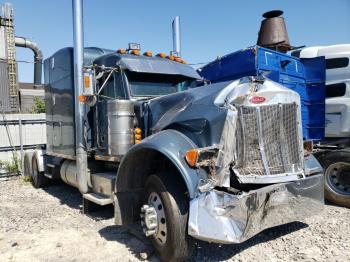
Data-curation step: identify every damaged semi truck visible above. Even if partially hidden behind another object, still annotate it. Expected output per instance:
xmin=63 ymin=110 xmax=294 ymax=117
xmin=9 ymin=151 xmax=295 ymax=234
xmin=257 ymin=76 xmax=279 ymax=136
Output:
xmin=25 ymin=48 xmax=324 ymax=261
xmin=24 ymin=5 xmax=323 ymax=262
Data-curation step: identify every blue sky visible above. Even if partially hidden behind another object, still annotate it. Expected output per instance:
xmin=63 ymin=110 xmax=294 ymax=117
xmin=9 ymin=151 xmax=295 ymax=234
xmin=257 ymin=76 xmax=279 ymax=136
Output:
xmin=9 ymin=0 xmax=350 ymax=83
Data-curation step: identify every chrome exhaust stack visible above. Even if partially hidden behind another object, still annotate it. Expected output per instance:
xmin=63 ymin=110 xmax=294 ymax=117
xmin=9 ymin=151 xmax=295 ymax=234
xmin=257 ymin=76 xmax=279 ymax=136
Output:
xmin=172 ymin=16 xmax=181 ymax=57
xmin=72 ymin=0 xmax=88 ymax=194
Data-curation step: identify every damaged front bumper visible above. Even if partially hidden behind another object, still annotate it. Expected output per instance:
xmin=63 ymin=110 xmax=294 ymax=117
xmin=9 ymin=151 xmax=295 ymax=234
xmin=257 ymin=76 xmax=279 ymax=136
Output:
xmin=188 ymin=173 xmax=324 ymax=244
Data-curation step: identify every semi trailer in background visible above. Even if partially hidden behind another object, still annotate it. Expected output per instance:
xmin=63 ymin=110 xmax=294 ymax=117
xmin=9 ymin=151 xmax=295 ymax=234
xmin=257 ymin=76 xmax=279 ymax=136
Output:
xmin=24 ymin=2 xmax=324 ymax=261
xmin=293 ymin=44 xmax=350 ymax=207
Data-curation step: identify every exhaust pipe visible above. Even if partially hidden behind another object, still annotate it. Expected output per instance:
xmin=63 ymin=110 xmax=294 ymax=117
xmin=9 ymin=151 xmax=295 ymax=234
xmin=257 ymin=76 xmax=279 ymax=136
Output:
xmin=72 ymin=0 xmax=88 ymax=194
xmin=257 ymin=10 xmax=292 ymax=53
xmin=15 ymin=37 xmax=42 ymax=88
xmin=172 ymin=16 xmax=181 ymax=57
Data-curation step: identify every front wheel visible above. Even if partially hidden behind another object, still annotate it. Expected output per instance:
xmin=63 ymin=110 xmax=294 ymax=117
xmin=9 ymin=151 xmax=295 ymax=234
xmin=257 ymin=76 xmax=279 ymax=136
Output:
xmin=318 ymin=150 xmax=350 ymax=207
xmin=141 ymin=174 xmax=194 ymax=262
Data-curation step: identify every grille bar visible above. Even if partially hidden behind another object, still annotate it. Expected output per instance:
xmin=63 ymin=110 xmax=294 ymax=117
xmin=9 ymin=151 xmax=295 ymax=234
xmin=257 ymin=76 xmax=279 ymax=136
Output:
xmin=235 ymin=103 xmax=302 ymax=178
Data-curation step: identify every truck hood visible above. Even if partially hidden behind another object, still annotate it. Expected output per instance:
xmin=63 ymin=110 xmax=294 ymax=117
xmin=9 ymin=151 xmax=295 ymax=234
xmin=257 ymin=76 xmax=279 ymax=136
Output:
xmin=146 ymin=81 xmax=230 ymax=147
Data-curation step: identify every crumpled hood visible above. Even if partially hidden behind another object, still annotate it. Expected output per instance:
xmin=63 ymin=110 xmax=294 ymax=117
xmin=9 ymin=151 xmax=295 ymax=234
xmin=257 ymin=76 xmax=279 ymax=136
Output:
xmin=145 ymin=82 xmax=230 ymax=147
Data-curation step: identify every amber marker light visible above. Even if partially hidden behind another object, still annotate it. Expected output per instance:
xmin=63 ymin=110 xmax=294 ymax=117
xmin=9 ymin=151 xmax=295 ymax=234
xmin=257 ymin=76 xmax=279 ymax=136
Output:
xmin=174 ymin=57 xmax=182 ymax=63
xmin=143 ymin=51 xmax=153 ymax=57
xmin=156 ymin=53 xmax=167 ymax=58
xmin=135 ymin=127 xmax=142 ymax=144
xmin=117 ymin=48 xmax=127 ymax=54
xmin=84 ymin=75 xmax=91 ymax=88
xmin=167 ymin=55 xmax=175 ymax=61
xmin=131 ymin=50 xmax=140 ymax=55
xmin=185 ymin=149 xmax=198 ymax=168
xmin=78 ymin=95 xmax=86 ymax=103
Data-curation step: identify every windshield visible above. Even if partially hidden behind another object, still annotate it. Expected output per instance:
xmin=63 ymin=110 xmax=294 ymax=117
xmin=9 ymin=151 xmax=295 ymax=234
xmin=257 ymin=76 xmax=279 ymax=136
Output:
xmin=127 ymin=72 xmax=196 ymax=97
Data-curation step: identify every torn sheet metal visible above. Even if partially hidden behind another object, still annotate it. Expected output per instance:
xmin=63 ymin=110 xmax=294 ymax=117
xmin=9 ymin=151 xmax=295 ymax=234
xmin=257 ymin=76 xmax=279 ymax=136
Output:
xmin=188 ymin=173 xmax=324 ymax=244
xmin=215 ymin=104 xmax=238 ymax=187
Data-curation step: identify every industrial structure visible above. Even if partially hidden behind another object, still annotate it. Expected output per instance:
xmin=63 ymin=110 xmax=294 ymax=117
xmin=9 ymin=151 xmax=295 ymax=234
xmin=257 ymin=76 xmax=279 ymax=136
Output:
xmin=0 ymin=2 xmax=17 ymax=112
xmin=0 ymin=2 xmax=43 ymax=113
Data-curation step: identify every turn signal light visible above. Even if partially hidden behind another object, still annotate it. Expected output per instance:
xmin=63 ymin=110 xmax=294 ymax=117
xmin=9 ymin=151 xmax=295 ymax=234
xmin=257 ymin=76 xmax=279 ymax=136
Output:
xmin=156 ymin=53 xmax=167 ymax=58
xmin=143 ymin=51 xmax=153 ymax=57
xmin=185 ymin=149 xmax=198 ymax=168
xmin=117 ymin=48 xmax=127 ymax=54
xmin=78 ymin=95 xmax=86 ymax=103
xmin=135 ymin=127 xmax=142 ymax=134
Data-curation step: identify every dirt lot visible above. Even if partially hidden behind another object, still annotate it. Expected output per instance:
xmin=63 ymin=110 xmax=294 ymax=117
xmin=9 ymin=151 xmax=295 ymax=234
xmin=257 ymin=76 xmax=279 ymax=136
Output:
xmin=0 ymin=177 xmax=349 ymax=262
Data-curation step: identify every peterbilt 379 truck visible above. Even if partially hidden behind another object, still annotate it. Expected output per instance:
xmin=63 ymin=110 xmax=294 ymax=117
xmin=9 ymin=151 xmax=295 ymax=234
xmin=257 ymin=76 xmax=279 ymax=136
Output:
xmin=23 ymin=42 xmax=324 ymax=261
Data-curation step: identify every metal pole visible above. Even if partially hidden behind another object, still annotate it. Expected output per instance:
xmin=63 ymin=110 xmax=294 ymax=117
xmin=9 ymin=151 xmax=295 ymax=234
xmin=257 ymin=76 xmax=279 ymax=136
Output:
xmin=72 ymin=0 xmax=88 ymax=194
xmin=18 ymin=117 xmax=23 ymax=174
xmin=172 ymin=16 xmax=181 ymax=57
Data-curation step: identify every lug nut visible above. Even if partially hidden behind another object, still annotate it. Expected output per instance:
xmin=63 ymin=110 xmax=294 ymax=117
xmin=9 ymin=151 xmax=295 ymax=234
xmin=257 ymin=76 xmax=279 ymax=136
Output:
xmin=145 ymin=229 xmax=156 ymax=237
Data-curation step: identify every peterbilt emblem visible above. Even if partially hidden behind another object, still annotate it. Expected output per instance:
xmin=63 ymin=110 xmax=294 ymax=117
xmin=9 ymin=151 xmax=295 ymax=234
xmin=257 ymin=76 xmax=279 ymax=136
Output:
xmin=249 ymin=96 xmax=266 ymax=104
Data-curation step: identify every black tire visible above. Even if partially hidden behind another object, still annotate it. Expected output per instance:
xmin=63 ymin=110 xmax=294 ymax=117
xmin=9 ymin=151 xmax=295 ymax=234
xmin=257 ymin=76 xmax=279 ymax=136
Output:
xmin=23 ymin=151 xmax=34 ymax=177
xmin=318 ymin=150 xmax=350 ymax=207
xmin=144 ymin=174 xmax=194 ymax=262
xmin=31 ymin=156 xmax=48 ymax=188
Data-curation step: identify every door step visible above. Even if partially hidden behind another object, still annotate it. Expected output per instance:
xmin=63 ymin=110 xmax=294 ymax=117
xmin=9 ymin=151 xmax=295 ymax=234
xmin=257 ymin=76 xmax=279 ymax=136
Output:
xmin=83 ymin=192 xmax=113 ymax=206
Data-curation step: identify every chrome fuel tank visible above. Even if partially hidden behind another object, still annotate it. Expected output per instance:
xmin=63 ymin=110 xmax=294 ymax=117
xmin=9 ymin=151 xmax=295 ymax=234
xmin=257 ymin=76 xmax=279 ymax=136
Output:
xmin=107 ymin=99 xmax=135 ymax=156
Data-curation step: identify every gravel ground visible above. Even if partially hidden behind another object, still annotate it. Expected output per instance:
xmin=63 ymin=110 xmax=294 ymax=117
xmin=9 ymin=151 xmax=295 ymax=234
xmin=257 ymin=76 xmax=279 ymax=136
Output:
xmin=0 ymin=177 xmax=349 ymax=262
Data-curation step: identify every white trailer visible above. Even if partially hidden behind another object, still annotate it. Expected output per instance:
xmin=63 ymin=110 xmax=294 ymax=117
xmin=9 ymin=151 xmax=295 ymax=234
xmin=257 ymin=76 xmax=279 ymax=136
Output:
xmin=295 ymin=44 xmax=350 ymax=207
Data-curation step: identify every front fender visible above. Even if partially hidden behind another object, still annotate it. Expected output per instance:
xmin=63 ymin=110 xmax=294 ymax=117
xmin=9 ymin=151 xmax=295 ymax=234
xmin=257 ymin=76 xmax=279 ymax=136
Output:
xmin=116 ymin=129 xmax=200 ymax=198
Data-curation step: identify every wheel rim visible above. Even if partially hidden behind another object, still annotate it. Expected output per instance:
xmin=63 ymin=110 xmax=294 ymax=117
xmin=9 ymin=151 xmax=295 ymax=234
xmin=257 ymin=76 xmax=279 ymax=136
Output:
xmin=148 ymin=192 xmax=167 ymax=246
xmin=325 ymin=162 xmax=350 ymax=196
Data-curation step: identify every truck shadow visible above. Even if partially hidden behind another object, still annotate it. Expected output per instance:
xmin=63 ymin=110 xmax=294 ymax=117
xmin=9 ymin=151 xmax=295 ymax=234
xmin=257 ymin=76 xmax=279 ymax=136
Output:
xmin=99 ymin=224 xmax=157 ymax=261
xmin=98 ymin=221 xmax=308 ymax=261
xmin=42 ymin=182 xmax=114 ymax=220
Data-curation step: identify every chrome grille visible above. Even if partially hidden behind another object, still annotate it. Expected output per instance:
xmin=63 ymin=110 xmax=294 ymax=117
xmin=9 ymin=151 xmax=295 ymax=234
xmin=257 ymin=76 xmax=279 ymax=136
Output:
xmin=235 ymin=103 xmax=301 ymax=177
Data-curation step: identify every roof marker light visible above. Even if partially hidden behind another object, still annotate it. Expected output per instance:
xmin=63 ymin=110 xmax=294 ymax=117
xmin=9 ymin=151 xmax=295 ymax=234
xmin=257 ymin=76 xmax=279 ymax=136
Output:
xmin=174 ymin=57 xmax=182 ymax=63
xmin=167 ymin=55 xmax=175 ymax=61
xmin=143 ymin=51 xmax=153 ymax=57
xmin=117 ymin=48 xmax=127 ymax=54
xmin=130 ymin=50 xmax=140 ymax=55
xmin=156 ymin=53 xmax=167 ymax=58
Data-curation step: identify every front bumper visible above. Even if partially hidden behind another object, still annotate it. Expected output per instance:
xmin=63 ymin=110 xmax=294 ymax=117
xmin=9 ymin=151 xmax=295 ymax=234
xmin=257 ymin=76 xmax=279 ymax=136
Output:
xmin=188 ymin=173 xmax=324 ymax=244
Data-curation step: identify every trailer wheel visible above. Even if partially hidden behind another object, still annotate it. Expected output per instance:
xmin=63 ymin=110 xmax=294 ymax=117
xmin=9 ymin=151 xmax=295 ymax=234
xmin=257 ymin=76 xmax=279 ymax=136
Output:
xmin=318 ymin=150 xmax=350 ymax=207
xmin=31 ymin=156 xmax=48 ymax=188
xmin=141 ymin=174 xmax=194 ymax=261
xmin=23 ymin=151 xmax=34 ymax=177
